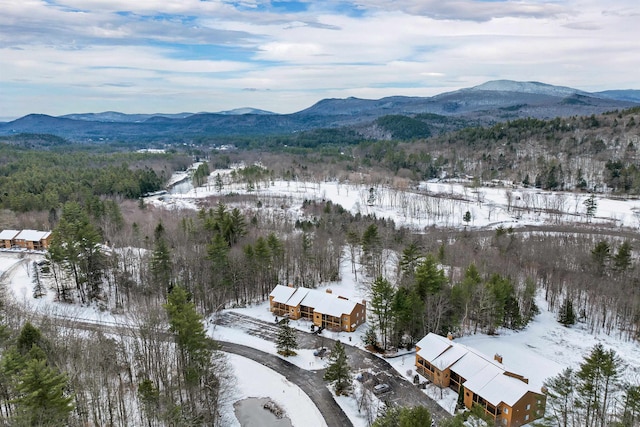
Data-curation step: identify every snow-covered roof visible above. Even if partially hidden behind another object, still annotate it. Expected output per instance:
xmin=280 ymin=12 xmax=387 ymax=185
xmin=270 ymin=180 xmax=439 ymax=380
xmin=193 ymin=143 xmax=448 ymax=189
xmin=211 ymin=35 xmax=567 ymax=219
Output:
xmin=417 ymin=333 xmax=541 ymax=407
xmin=285 ymin=287 xmax=310 ymax=307
xmin=431 ymin=343 xmax=469 ymax=370
xmin=14 ymin=230 xmax=50 ymax=241
xmin=314 ymin=295 xmax=358 ymax=318
xmin=270 ymin=286 xmax=362 ymax=316
xmin=0 ymin=230 xmax=20 ymax=240
xmin=449 ymin=350 xmax=501 ymax=380
xmin=269 ymin=285 xmax=297 ymax=304
xmin=416 ymin=333 xmax=453 ymax=362
xmin=298 ymin=288 xmax=327 ymax=308
xmin=464 ymin=368 xmax=534 ymax=407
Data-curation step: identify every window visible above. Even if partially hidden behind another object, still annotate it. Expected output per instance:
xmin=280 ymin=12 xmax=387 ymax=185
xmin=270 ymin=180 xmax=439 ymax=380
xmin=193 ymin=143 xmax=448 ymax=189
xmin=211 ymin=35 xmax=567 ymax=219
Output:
xmin=526 ymin=404 xmax=531 ymax=410
xmin=525 ymin=415 xmax=529 ymax=421
xmin=502 ymin=419 xmax=507 ymax=425
xmin=503 ymin=408 xmax=508 ymax=414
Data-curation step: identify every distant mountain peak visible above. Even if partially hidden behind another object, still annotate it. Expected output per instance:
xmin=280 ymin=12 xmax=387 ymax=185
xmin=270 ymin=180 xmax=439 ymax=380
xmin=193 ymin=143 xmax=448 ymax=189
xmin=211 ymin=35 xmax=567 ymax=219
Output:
xmin=468 ymin=80 xmax=589 ymax=97
xmin=216 ymin=107 xmax=274 ymax=115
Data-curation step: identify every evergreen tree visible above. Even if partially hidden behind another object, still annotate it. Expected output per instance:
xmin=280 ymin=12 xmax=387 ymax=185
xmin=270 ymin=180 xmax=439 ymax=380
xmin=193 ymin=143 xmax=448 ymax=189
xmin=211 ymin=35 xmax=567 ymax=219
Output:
xmin=591 ymin=240 xmax=611 ymax=276
xmin=17 ymin=322 xmax=42 ymax=356
xmin=361 ymin=326 xmax=378 ymax=349
xmin=323 ymin=341 xmax=351 ymax=395
xmin=275 ymin=319 xmax=298 ymax=357
xmin=618 ymin=384 xmax=640 ymax=427
xmin=12 ymin=358 xmax=74 ymax=426
xmin=576 ymin=344 xmax=623 ymax=427
xmin=399 ymin=241 xmax=422 ymax=281
xmin=214 ymin=173 xmax=223 ymax=192
xmin=164 ymin=285 xmax=213 ymax=385
xmin=48 ymin=201 xmax=104 ymax=303
xmin=584 ymin=194 xmax=597 ymax=222
xmin=541 ymin=367 xmax=576 ymax=427
xmin=373 ymin=406 xmax=432 ymax=427
xmin=613 ymin=241 xmax=633 ymax=272
xmin=150 ymin=233 xmax=172 ymax=293
xmin=361 ymin=224 xmax=383 ymax=277
xmin=413 ymin=254 xmax=447 ymax=300
xmin=558 ymin=298 xmax=577 ymax=326
xmin=370 ymin=276 xmax=395 ymax=350
xmin=463 ymin=210 xmax=471 ymax=225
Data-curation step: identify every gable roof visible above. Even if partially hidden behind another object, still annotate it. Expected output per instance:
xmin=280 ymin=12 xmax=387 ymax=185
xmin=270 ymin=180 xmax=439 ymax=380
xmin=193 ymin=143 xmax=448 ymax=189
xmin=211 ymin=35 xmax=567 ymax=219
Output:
xmin=313 ymin=294 xmax=359 ymax=318
xmin=270 ymin=285 xmax=361 ymax=317
xmin=285 ymin=287 xmax=311 ymax=307
xmin=416 ymin=333 xmax=541 ymax=407
xmin=269 ymin=285 xmax=297 ymax=304
xmin=15 ymin=230 xmax=51 ymax=241
xmin=416 ymin=333 xmax=454 ymax=363
xmin=0 ymin=229 xmax=20 ymax=240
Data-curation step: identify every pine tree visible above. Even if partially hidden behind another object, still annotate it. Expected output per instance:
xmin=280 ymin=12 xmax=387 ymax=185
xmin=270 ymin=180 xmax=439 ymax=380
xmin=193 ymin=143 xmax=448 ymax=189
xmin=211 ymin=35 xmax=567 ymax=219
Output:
xmin=373 ymin=406 xmax=432 ymax=427
xmin=323 ymin=341 xmax=351 ymax=395
xmin=13 ymin=358 xmax=74 ymax=426
xmin=584 ymin=193 xmax=597 ymax=222
xmin=541 ymin=368 xmax=576 ymax=427
xmin=414 ymin=254 xmax=447 ymax=300
xmin=618 ymin=384 xmax=640 ymax=427
xmin=463 ymin=210 xmax=471 ymax=225
xmin=275 ymin=319 xmax=298 ymax=357
xmin=361 ymin=224 xmax=382 ymax=277
xmin=370 ymin=276 xmax=395 ymax=350
xmin=591 ymin=240 xmax=611 ymax=276
xmin=214 ymin=173 xmax=223 ymax=192
xmin=150 ymin=235 xmax=172 ymax=293
xmin=613 ymin=241 xmax=633 ymax=272
xmin=47 ymin=201 xmax=104 ymax=303
xmin=164 ymin=285 xmax=213 ymax=385
xmin=361 ymin=327 xmax=378 ymax=349
xmin=558 ymin=298 xmax=577 ymax=326
xmin=576 ymin=344 xmax=623 ymax=427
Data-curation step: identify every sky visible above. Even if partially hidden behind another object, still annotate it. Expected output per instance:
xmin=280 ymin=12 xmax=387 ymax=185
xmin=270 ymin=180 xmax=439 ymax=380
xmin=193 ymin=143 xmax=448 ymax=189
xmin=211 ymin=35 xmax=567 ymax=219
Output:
xmin=1 ymin=0 xmax=639 ymax=119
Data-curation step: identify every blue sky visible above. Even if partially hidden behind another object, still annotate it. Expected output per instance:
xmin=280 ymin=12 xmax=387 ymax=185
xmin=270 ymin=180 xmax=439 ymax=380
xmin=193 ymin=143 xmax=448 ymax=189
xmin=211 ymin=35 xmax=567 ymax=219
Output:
xmin=1 ymin=0 xmax=639 ymax=119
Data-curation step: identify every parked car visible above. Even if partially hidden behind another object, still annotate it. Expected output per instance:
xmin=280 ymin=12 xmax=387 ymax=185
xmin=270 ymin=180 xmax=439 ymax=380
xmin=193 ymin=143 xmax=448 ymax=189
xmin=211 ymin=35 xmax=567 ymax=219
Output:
xmin=373 ymin=383 xmax=390 ymax=394
xmin=313 ymin=347 xmax=329 ymax=357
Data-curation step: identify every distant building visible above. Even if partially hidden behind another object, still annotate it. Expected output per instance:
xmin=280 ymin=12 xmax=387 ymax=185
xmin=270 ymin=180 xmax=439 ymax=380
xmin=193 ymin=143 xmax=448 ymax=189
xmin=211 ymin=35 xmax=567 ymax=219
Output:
xmin=415 ymin=333 xmax=546 ymax=427
xmin=0 ymin=230 xmax=20 ymax=249
xmin=269 ymin=285 xmax=366 ymax=332
xmin=0 ymin=229 xmax=52 ymax=250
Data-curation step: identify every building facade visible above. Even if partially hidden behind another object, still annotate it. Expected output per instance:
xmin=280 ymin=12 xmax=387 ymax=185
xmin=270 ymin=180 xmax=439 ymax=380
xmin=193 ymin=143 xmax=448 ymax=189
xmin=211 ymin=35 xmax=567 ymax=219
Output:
xmin=415 ymin=333 xmax=546 ymax=427
xmin=269 ymin=285 xmax=366 ymax=332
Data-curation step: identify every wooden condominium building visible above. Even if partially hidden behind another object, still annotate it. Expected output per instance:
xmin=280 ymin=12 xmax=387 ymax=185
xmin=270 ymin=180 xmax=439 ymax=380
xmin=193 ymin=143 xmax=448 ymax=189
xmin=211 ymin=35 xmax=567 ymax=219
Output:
xmin=0 ymin=229 xmax=52 ymax=251
xmin=269 ymin=285 xmax=366 ymax=332
xmin=415 ymin=333 xmax=546 ymax=427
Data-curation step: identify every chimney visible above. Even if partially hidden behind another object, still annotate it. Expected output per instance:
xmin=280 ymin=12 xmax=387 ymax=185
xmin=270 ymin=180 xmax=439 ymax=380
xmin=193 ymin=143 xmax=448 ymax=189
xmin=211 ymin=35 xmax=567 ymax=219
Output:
xmin=287 ymin=283 xmax=293 ymax=288
xmin=494 ymin=354 xmax=503 ymax=364
xmin=326 ymin=289 xmax=332 ymax=294
xmin=447 ymin=332 xmax=453 ymax=341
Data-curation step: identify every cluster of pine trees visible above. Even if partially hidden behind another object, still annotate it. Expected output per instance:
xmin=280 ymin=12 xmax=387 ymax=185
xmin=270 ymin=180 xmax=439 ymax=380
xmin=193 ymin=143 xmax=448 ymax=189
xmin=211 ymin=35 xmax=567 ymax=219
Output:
xmin=542 ymin=344 xmax=640 ymax=427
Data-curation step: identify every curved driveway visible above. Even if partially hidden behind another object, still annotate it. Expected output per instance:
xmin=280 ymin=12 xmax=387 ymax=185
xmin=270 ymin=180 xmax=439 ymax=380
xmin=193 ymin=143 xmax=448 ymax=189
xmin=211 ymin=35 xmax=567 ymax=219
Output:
xmin=216 ymin=312 xmax=452 ymax=425
xmin=219 ymin=341 xmax=352 ymax=427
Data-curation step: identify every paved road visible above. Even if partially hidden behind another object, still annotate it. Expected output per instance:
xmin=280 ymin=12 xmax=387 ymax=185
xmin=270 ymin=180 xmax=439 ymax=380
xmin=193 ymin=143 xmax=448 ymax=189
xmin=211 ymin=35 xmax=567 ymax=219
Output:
xmin=216 ymin=312 xmax=452 ymax=425
xmin=219 ymin=341 xmax=352 ymax=427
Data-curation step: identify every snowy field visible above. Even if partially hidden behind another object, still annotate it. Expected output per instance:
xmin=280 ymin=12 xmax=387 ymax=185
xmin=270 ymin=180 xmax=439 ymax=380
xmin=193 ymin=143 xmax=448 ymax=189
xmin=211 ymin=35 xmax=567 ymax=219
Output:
xmin=152 ymin=168 xmax=640 ymax=230
xmin=3 ymin=167 xmax=640 ymax=426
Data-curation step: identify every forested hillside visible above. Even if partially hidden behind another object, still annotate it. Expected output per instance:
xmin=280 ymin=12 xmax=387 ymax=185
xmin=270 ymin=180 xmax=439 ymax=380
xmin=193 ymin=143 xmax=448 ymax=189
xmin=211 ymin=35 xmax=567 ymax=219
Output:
xmin=1 ymin=106 xmax=640 ymax=426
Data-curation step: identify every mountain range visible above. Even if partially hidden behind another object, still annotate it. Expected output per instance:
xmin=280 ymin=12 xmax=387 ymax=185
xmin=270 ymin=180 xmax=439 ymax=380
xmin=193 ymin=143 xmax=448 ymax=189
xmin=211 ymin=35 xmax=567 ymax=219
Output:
xmin=1 ymin=80 xmax=639 ymax=142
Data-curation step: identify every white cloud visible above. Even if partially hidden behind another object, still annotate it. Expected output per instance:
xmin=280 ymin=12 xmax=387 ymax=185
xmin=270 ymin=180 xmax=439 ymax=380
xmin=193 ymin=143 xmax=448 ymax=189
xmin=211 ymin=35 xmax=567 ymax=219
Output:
xmin=0 ymin=0 xmax=639 ymax=117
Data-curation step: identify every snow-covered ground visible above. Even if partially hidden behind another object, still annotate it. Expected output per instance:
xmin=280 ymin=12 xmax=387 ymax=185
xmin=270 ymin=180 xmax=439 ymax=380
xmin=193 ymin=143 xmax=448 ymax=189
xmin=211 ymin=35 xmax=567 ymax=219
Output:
xmin=152 ymin=167 xmax=640 ymax=230
xmin=4 ymin=167 xmax=640 ymax=426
